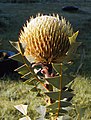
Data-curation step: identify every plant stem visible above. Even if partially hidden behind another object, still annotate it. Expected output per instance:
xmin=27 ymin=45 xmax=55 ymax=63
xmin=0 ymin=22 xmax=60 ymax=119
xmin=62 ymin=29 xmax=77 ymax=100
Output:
xmin=56 ymin=63 xmax=62 ymax=119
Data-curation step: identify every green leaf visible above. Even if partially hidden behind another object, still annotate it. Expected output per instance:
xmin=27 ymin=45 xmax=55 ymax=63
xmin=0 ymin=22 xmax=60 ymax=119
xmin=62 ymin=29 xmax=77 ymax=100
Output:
xmin=64 ymin=42 xmax=81 ymax=62
xmin=21 ymin=72 xmax=33 ymax=79
xmin=9 ymin=52 xmax=32 ymax=67
xmin=47 ymin=101 xmax=71 ymax=109
xmin=47 ymin=101 xmax=58 ymax=110
xmin=19 ymin=42 xmax=26 ymax=54
xmin=62 ymin=74 xmax=74 ymax=88
xmin=31 ymin=87 xmax=38 ymax=92
xmin=52 ymin=63 xmax=61 ymax=74
xmin=69 ymin=31 xmax=79 ymax=44
xmin=62 ymin=64 xmax=68 ymax=72
xmin=45 ymin=91 xmax=74 ymax=101
xmin=10 ymin=41 xmax=34 ymax=63
xmin=9 ymin=53 xmax=24 ymax=63
xmin=61 ymin=91 xmax=74 ymax=99
xmin=45 ymin=76 xmax=60 ymax=89
xmin=61 ymin=41 xmax=81 ymax=64
xmin=45 ymin=75 xmax=74 ymax=89
xmin=10 ymin=41 xmax=20 ymax=52
xmin=68 ymin=42 xmax=81 ymax=55
xmin=15 ymin=64 xmax=30 ymax=75
xmin=45 ymin=91 xmax=58 ymax=100
xmin=24 ymin=78 xmax=38 ymax=86
xmin=47 ymin=102 xmax=70 ymax=115
xmin=58 ymin=108 xmax=68 ymax=114
xmin=47 ymin=108 xmax=67 ymax=115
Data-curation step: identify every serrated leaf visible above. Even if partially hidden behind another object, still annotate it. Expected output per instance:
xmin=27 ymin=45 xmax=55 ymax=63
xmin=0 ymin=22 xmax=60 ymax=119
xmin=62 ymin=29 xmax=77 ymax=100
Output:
xmin=61 ymin=91 xmax=74 ymax=99
xmin=19 ymin=116 xmax=31 ymax=120
xmin=10 ymin=41 xmax=20 ymax=52
xmin=47 ymin=101 xmax=58 ymax=110
xmin=68 ymin=42 xmax=81 ymax=55
xmin=47 ymin=101 xmax=71 ymax=110
xmin=45 ymin=91 xmax=74 ymax=101
xmin=62 ymin=42 xmax=81 ymax=63
xmin=9 ymin=52 xmax=33 ymax=67
xmin=45 ymin=91 xmax=59 ymax=100
xmin=36 ymin=92 xmax=43 ymax=97
xmin=15 ymin=64 xmax=30 ymax=75
xmin=46 ymin=76 xmax=60 ymax=89
xmin=60 ymin=101 xmax=72 ymax=107
xmin=62 ymin=64 xmax=68 ymax=72
xmin=10 ymin=41 xmax=34 ymax=63
xmin=59 ymin=108 xmax=68 ymax=114
xmin=31 ymin=87 xmax=38 ymax=92
xmin=47 ymin=107 xmax=67 ymax=114
xmin=21 ymin=72 xmax=33 ymax=79
xmin=45 ymin=74 xmax=74 ymax=89
xmin=69 ymin=31 xmax=79 ymax=44
xmin=65 ymin=42 xmax=81 ymax=62
xmin=36 ymin=105 xmax=46 ymax=118
xmin=57 ymin=115 xmax=71 ymax=120
xmin=9 ymin=53 xmax=24 ymax=63
xmin=52 ymin=63 xmax=61 ymax=74
xmin=14 ymin=104 xmax=28 ymax=115
xmin=18 ymin=42 xmax=25 ymax=54
xmin=62 ymin=74 xmax=74 ymax=88
xmin=24 ymin=79 xmax=35 ymax=85
xmin=24 ymin=77 xmax=44 ymax=86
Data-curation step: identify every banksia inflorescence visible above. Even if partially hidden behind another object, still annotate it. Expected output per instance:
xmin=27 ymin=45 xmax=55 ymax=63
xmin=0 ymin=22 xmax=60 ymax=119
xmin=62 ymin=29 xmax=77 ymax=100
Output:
xmin=19 ymin=14 xmax=79 ymax=64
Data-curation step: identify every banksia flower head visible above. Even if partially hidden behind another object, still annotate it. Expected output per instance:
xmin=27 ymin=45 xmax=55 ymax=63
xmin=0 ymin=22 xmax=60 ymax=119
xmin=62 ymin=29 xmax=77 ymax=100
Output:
xmin=19 ymin=14 xmax=79 ymax=63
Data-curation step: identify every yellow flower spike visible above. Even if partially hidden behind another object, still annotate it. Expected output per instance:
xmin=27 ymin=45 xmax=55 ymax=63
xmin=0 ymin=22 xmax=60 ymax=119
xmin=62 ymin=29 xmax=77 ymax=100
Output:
xmin=19 ymin=14 xmax=79 ymax=63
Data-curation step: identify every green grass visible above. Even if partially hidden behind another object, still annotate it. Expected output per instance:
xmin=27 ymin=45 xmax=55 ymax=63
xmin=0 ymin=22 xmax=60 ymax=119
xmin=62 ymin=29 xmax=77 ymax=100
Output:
xmin=0 ymin=75 xmax=91 ymax=119
xmin=0 ymin=76 xmax=44 ymax=120
xmin=71 ymin=76 xmax=91 ymax=119
xmin=0 ymin=1 xmax=91 ymax=119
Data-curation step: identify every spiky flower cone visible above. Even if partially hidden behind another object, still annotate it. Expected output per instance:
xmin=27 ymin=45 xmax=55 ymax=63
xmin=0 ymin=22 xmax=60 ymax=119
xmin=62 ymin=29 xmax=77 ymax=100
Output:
xmin=19 ymin=14 xmax=78 ymax=63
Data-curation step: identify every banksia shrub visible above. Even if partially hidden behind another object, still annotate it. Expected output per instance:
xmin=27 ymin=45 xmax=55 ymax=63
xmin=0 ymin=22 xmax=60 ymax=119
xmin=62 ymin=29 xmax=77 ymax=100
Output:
xmin=10 ymin=14 xmax=81 ymax=119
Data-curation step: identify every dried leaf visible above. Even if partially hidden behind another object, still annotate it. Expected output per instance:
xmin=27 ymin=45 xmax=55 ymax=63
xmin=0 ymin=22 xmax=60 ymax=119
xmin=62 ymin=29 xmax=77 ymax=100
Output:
xmin=19 ymin=116 xmax=31 ymax=120
xmin=36 ymin=105 xmax=46 ymax=118
xmin=14 ymin=104 xmax=28 ymax=115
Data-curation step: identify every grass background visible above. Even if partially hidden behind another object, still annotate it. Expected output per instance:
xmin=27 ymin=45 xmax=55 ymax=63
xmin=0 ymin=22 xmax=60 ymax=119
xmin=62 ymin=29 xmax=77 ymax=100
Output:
xmin=0 ymin=0 xmax=91 ymax=119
